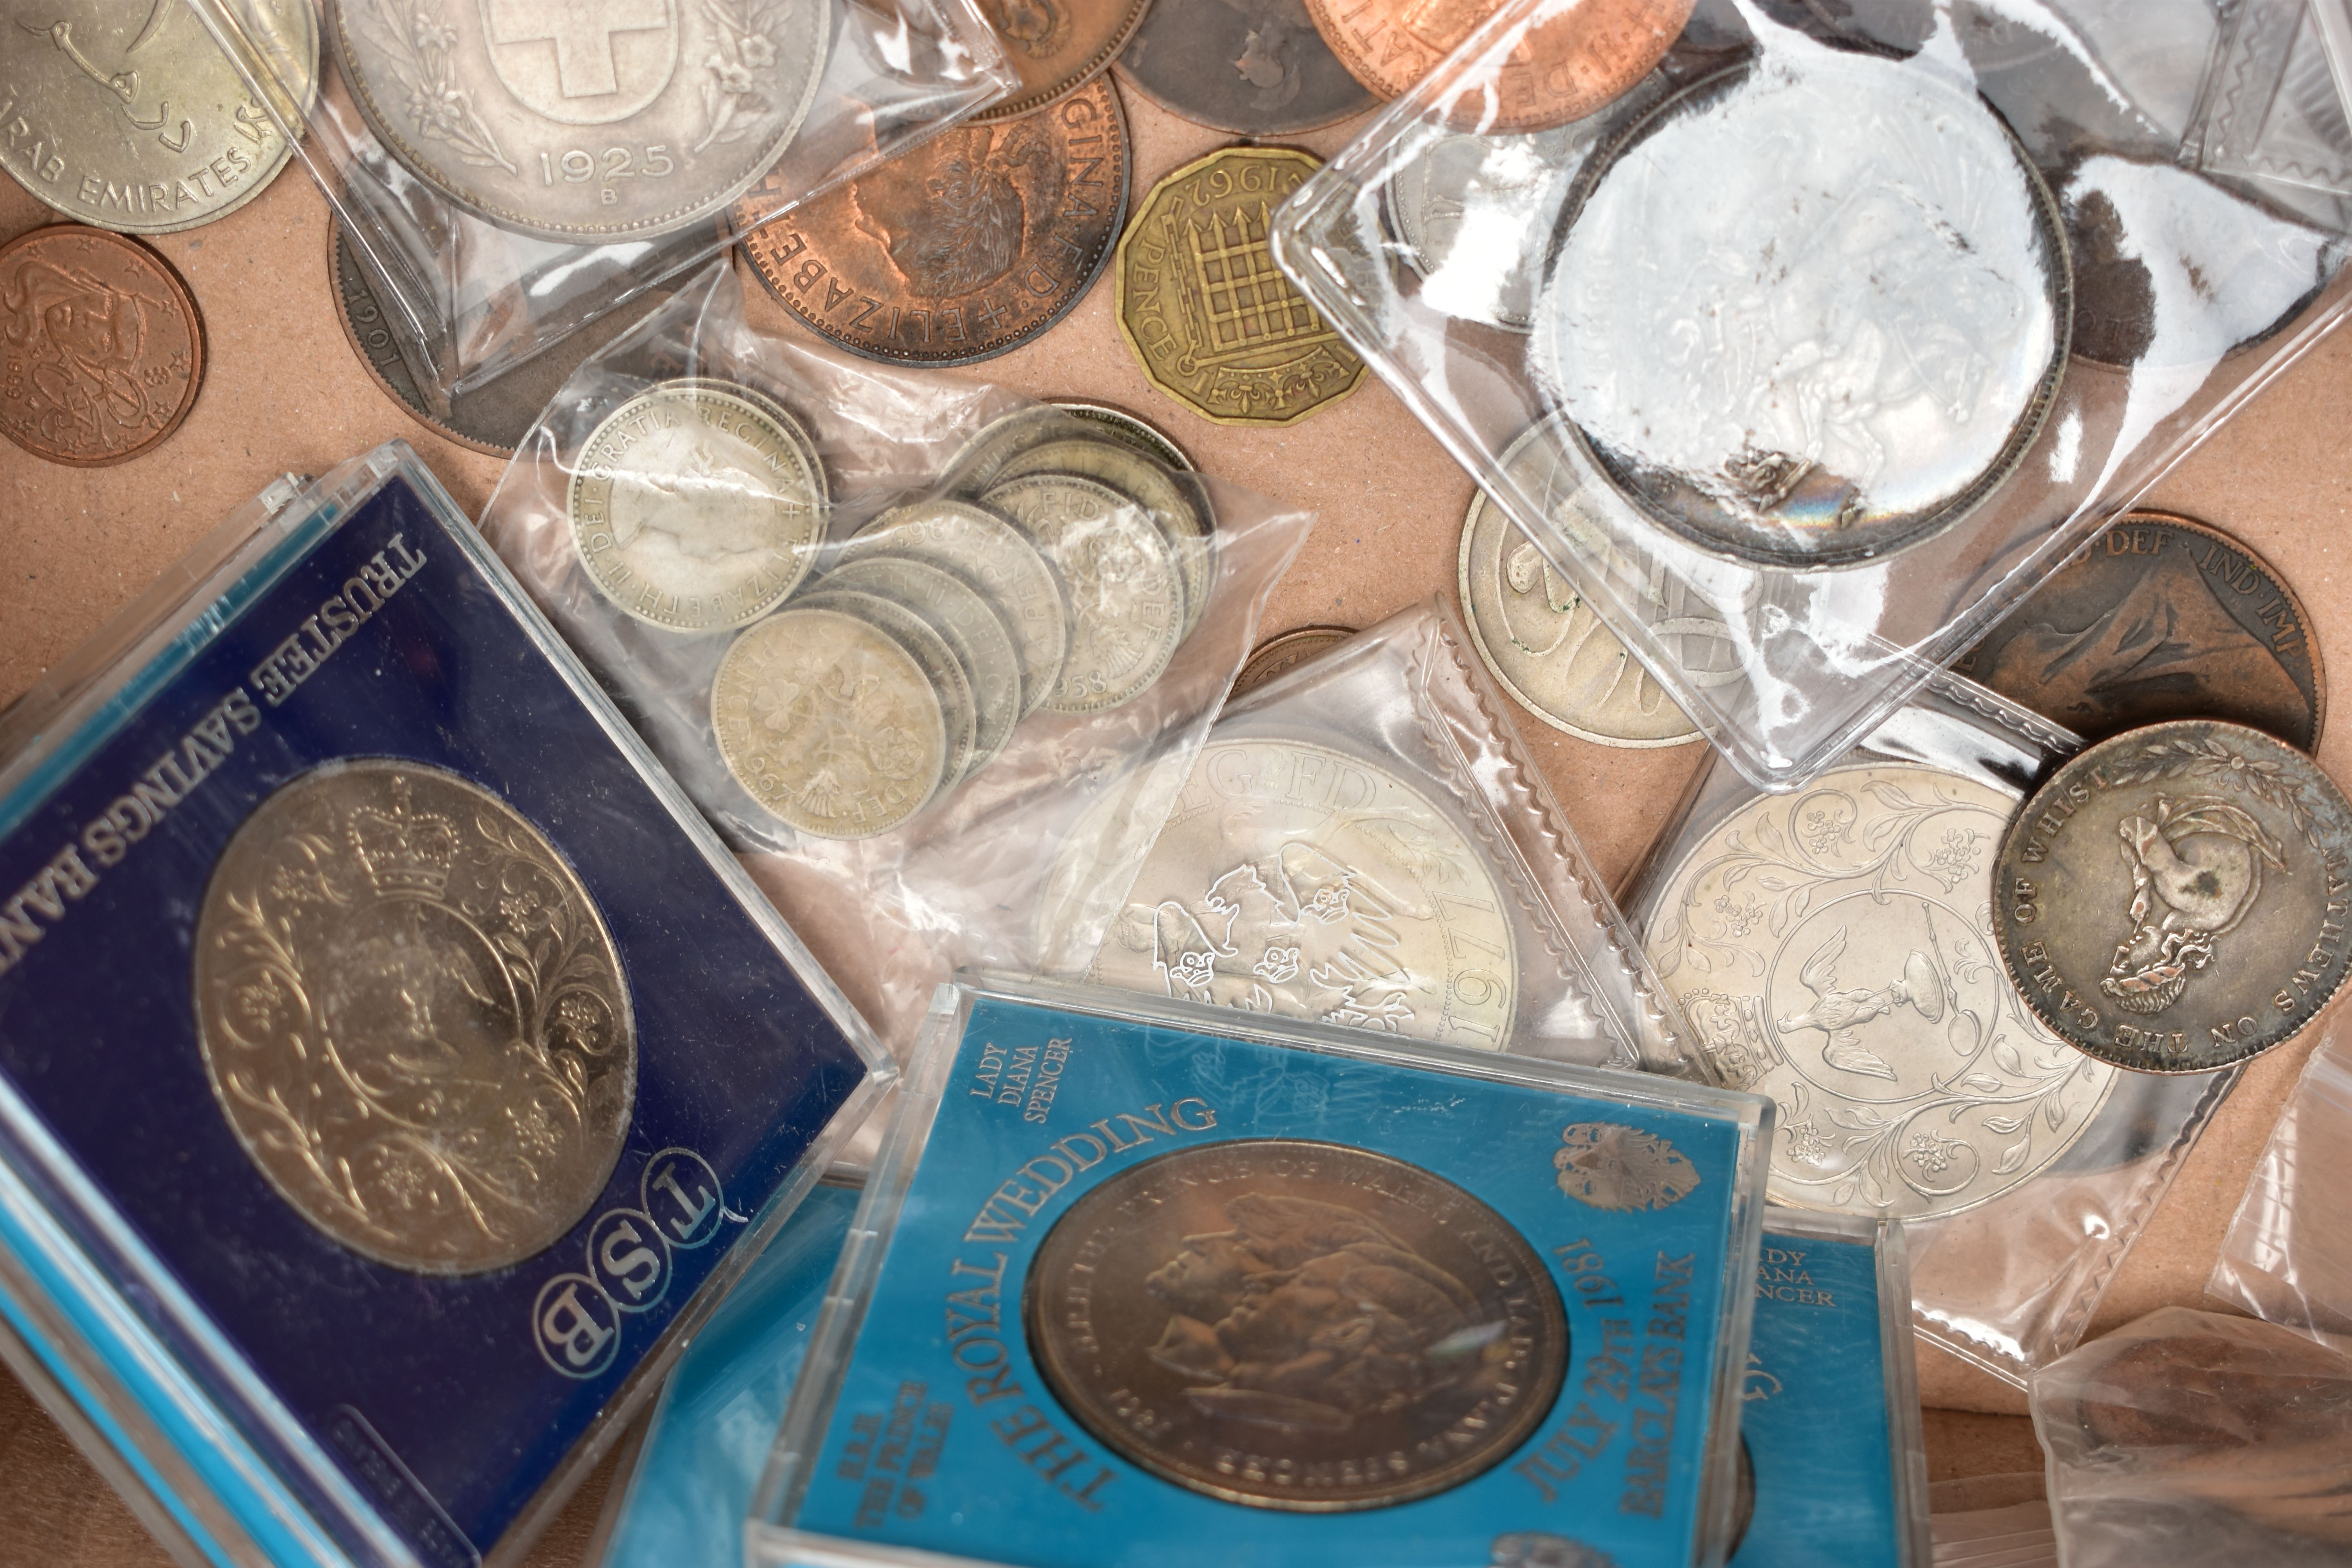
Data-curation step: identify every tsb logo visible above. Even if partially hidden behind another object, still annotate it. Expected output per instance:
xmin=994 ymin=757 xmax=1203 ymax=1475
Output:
xmin=533 ymin=1147 xmax=726 ymax=1379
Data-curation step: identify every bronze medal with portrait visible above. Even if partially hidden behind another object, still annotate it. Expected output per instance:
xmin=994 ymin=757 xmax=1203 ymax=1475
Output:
xmin=737 ymin=79 xmax=1129 ymax=366
xmin=1025 ymin=1139 xmax=1566 ymax=1510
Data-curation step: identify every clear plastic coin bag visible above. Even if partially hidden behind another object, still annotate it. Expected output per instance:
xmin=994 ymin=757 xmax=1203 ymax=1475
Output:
xmin=1617 ymin=670 xmax=2232 ymax=1383
xmin=2209 ymin=1024 xmax=2352 ymax=1342
xmin=186 ymin=0 xmax=1011 ymax=407
xmin=477 ymin=258 xmax=1316 ymax=1071
xmin=1268 ymin=0 xmax=2352 ymax=788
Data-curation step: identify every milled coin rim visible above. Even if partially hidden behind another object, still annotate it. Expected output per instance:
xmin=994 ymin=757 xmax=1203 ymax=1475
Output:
xmin=974 ymin=0 xmax=1156 ymax=122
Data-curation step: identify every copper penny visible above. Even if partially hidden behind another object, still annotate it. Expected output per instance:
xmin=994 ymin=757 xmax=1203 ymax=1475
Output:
xmin=1302 ymin=0 xmax=1695 ymax=131
xmin=737 ymin=80 xmax=1129 ymax=366
xmin=0 ymin=224 xmax=203 ymax=467
xmin=1232 ymin=624 xmax=1355 ymax=695
xmin=972 ymin=0 xmax=1155 ymax=120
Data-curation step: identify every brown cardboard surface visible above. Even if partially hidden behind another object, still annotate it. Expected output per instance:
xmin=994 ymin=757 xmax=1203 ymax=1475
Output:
xmin=1 ymin=80 xmax=2347 ymax=1563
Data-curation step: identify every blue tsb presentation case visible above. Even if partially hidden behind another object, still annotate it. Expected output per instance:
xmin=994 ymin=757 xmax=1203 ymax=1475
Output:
xmin=0 ymin=445 xmax=886 ymax=1568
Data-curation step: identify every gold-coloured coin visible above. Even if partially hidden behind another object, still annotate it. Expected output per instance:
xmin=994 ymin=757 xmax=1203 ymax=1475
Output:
xmin=1114 ymin=146 xmax=1365 ymax=426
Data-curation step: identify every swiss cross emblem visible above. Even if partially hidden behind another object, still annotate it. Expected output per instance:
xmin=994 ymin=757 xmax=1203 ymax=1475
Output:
xmin=480 ymin=0 xmax=680 ymax=125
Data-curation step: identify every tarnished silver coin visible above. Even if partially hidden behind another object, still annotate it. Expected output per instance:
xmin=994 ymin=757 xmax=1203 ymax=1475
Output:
xmin=0 ymin=0 xmax=317 ymax=233
xmin=942 ymin=402 xmax=1190 ymax=495
xmin=568 ymin=380 xmax=824 ymax=632
xmin=1536 ymin=53 xmax=2070 ymax=567
xmin=711 ymin=605 xmax=948 ymax=837
xmin=989 ymin=434 xmax=1214 ymax=635
xmin=845 ymin=499 xmax=1069 ymax=715
xmin=1093 ymin=738 xmax=1520 ymax=1050
xmin=666 ymin=375 xmax=827 ymax=506
xmin=815 ymin=557 xmax=1021 ymax=776
xmin=331 ymin=0 xmax=828 ymax=241
xmin=1385 ymin=125 xmax=1584 ymax=332
xmin=1993 ymin=720 xmax=2352 ymax=1073
xmin=795 ymin=587 xmax=980 ymax=788
xmin=980 ymin=472 xmax=1183 ymax=713
xmin=1644 ymin=760 xmax=2118 ymax=1217
xmin=194 ymin=760 xmax=633 ymax=1274
xmin=1056 ymin=400 xmax=1194 ymax=470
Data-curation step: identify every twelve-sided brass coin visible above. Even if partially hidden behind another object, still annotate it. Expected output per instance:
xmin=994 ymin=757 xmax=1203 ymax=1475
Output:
xmin=194 ymin=761 xmax=634 ymax=1274
xmin=1025 ymin=1139 xmax=1567 ymax=1510
xmin=1994 ymin=720 xmax=2352 ymax=1073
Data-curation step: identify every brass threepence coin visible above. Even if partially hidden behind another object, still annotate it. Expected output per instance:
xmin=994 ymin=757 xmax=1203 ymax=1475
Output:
xmin=1093 ymin=738 xmax=1520 ymax=1049
xmin=795 ymin=586 xmax=982 ymax=786
xmin=1303 ymin=0 xmax=1693 ymax=131
xmin=1026 ymin=1139 xmax=1567 ymax=1510
xmin=333 ymin=0 xmax=826 ymax=241
xmin=1535 ymin=54 xmax=2069 ymax=568
xmin=1231 ymin=624 xmax=1354 ymax=696
xmin=981 ymin=472 xmax=1185 ymax=711
xmin=738 ymin=80 xmax=1129 ymax=365
xmin=1994 ymin=720 xmax=2352 ymax=1073
xmin=711 ymin=606 xmax=950 ymax=836
xmin=1114 ymin=0 xmax=1374 ymax=135
xmin=1957 ymin=512 xmax=2323 ymax=750
xmin=1116 ymin=146 xmax=1364 ymax=426
xmin=987 ymin=434 xmax=1214 ymax=634
xmin=0 ymin=224 xmax=203 ymax=466
xmin=813 ymin=557 xmax=1023 ymax=775
xmin=567 ymin=380 xmax=824 ymax=631
xmin=970 ymin=0 xmax=1152 ymax=120
xmin=194 ymin=760 xmax=634 ymax=1274
xmin=1646 ymin=761 xmax=2116 ymax=1216
xmin=0 ymin=0 xmax=316 ymax=232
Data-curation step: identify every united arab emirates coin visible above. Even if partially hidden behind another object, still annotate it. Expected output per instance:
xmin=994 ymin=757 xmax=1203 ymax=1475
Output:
xmin=1302 ymin=0 xmax=1692 ymax=131
xmin=1115 ymin=146 xmax=1365 ymax=426
xmin=1056 ymin=400 xmax=1193 ymax=470
xmin=738 ymin=80 xmax=1128 ymax=365
xmin=194 ymin=760 xmax=634 ymax=1274
xmin=980 ymin=472 xmax=1184 ymax=712
xmin=1992 ymin=720 xmax=2352 ymax=1073
xmin=1231 ymin=624 xmax=1353 ymax=696
xmin=333 ymin=0 xmax=827 ymax=241
xmin=796 ymin=587 xmax=982 ymax=787
xmin=987 ymin=435 xmax=1214 ymax=634
xmin=1644 ymin=761 xmax=2117 ymax=1216
xmin=971 ymin=0 xmax=1152 ymax=120
xmin=1956 ymin=512 xmax=2323 ymax=750
xmin=1384 ymin=125 xmax=1583 ymax=332
xmin=711 ymin=606 xmax=949 ymax=837
xmin=846 ymin=499 xmax=1068 ymax=715
xmin=567 ymin=380 xmax=824 ymax=631
xmin=1092 ymin=737 xmax=1519 ymax=1049
xmin=815 ymin=557 xmax=1023 ymax=774
xmin=0 ymin=0 xmax=316 ymax=233
xmin=1027 ymin=1139 xmax=1567 ymax=1509
xmin=1535 ymin=53 xmax=2070 ymax=568
xmin=0 ymin=225 xmax=203 ymax=466
xmin=1114 ymin=0 xmax=1374 ymax=135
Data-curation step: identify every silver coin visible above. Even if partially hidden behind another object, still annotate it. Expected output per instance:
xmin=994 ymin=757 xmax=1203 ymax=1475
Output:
xmin=568 ymin=379 xmax=824 ymax=631
xmin=1642 ymin=760 xmax=2118 ymax=1219
xmin=331 ymin=0 xmax=829 ymax=241
xmin=1 ymin=0 xmax=317 ymax=233
xmin=1054 ymin=400 xmax=1194 ymax=470
xmin=1385 ymin=125 xmax=1584 ymax=332
xmin=711 ymin=604 xmax=948 ymax=837
xmin=816 ymin=557 xmax=1021 ymax=776
xmin=1535 ymin=53 xmax=2069 ymax=567
xmin=845 ymin=499 xmax=1069 ymax=716
xmin=979 ymin=472 xmax=1183 ymax=714
xmin=796 ymin=587 xmax=980 ymax=787
xmin=666 ymin=375 xmax=826 ymax=505
xmin=940 ymin=405 xmax=1102 ymax=495
xmin=194 ymin=760 xmax=633 ymax=1274
xmin=987 ymin=435 xmax=1212 ymax=635
xmin=1091 ymin=737 xmax=1519 ymax=1051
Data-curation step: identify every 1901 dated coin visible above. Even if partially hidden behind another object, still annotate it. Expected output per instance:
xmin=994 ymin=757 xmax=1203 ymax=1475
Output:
xmin=1114 ymin=0 xmax=1374 ymax=135
xmin=1303 ymin=0 xmax=1693 ymax=131
xmin=981 ymin=472 xmax=1184 ymax=711
xmin=1232 ymin=624 xmax=1354 ymax=696
xmin=987 ymin=434 xmax=1214 ymax=634
xmin=1115 ymin=146 xmax=1365 ymax=427
xmin=0 ymin=224 xmax=203 ymax=466
xmin=194 ymin=760 xmax=635 ymax=1274
xmin=1645 ymin=761 xmax=2118 ymax=1216
xmin=567 ymin=379 xmax=824 ymax=631
xmin=0 ymin=0 xmax=316 ymax=233
xmin=845 ymin=499 xmax=1069 ymax=715
xmin=796 ymin=586 xmax=982 ymax=786
xmin=334 ymin=0 xmax=826 ymax=241
xmin=815 ymin=557 xmax=1022 ymax=775
xmin=1956 ymin=512 xmax=2323 ymax=751
xmin=971 ymin=0 xmax=1152 ymax=120
xmin=1026 ymin=1138 xmax=1567 ymax=1510
xmin=1993 ymin=720 xmax=2352 ymax=1073
xmin=1093 ymin=738 xmax=1520 ymax=1050
xmin=711 ymin=605 xmax=949 ymax=837
xmin=738 ymin=80 xmax=1128 ymax=365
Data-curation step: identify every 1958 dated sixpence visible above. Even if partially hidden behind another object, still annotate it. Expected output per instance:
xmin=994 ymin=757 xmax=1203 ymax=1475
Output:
xmin=1994 ymin=720 xmax=2352 ymax=1073
xmin=194 ymin=761 xmax=635 ymax=1275
xmin=1025 ymin=1139 xmax=1567 ymax=1510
